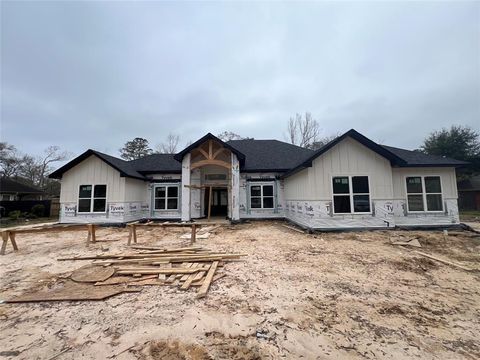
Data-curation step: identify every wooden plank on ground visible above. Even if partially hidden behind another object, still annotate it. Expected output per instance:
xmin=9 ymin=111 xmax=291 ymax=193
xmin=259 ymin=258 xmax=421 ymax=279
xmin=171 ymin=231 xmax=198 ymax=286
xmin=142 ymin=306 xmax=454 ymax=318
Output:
xmin=71 ymin=265 xmax=115 ymax=283
xmin=196 ymin=261 xmax=219 ymax=298
xmin=95 ymin=275 xmax=157 ymax=286
xmin=179 ymin=263 xmax=198 ymax=282
xmin=181 ymin=263 xmax=210 ymax=290
xmin=191 ymin=273 xmax=225 ymax=286
xmin=282 ymin=224 xmax=305 ymax=233
xmin=115 ymin=267 xmax=208 ymax=275
xmin=414 ymin=251 xmax=475 ymax=272
xmin=6 ymin=282 xmax=141 ymax=303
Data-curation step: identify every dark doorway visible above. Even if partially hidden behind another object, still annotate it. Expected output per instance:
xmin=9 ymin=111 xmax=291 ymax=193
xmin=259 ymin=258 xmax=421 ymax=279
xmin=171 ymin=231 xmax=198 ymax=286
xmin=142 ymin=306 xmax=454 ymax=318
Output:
xmin=204 ymin=187 xmax=228 ymax=217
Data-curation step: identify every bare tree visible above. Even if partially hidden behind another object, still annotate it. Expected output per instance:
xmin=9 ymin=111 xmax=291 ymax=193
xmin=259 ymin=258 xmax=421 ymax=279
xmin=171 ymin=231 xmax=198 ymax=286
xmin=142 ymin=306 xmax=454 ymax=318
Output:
xmin=19 ymin=155 xmax=42 ymax=185
xmin=2 ymin=143 xmax=70 ymax=191
xmin=286 ymin=113 xmax=321 ymax=148
xmin=156 ymin=133 xmax=180 ymax=154
xmin=37 ymin=146 xmax=70 ymax=188
xmin=309 ymin=133 xmax=340 ymax=150
xmin=0 ymin=142 xmax=23 ymax=177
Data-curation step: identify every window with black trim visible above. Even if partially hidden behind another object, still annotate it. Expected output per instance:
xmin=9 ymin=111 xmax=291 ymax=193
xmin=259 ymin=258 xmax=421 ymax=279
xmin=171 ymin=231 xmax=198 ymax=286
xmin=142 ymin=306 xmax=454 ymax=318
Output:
xmin=78 ymin=184 xmax=107 ymax=213
xmin=406 ymin=176 xmax=442 ymax=212
xmin=332 ymin=176 xmax=370 ymax=214
xmin=154 ymin=185 xmax=179 ymax=210
xmin=250 ymin=184 xmax=274 ymax=209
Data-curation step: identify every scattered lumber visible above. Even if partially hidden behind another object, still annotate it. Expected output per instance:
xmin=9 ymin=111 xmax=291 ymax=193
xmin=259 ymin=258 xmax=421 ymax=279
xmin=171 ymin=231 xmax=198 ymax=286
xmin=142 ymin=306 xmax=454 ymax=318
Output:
xmin=6 ymin=281 xmax=141 ymax=303
xmin=95 ymin=275 xmax=157 ymax=286
xmin=414 ymin=251 xmax=476 ymax=272
xmin=191 ymin=273 xmax=226 ymax=287
xmin=115 ymin=267 xmax=209 ymax=275
xmin=71 ymin=265 xmax=115 ymax=283
xmin=55 ymin=246 xmax=245 ymax=299
xmin=196 ymin=261 xmax=219 ymax=298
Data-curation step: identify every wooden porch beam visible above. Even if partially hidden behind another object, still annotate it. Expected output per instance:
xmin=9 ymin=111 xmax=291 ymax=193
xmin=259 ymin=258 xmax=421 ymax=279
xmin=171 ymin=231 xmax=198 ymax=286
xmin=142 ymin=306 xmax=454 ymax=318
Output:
xmin=212 ymin=147 xmax=226 ymax=159
xmin=191 ymin=159 xmax=231 ymax=170
xmin=197 ymin=147 xmax=209 ymax=160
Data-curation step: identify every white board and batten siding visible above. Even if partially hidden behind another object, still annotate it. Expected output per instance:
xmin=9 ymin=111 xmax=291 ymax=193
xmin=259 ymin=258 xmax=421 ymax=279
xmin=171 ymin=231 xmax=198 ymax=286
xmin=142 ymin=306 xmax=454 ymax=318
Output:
xmin=391 ymin=167 xmax=459 ymax=226
xmin=59 ymin=155 xmax=149 ymax=223
xmin=284 ymin=137 xmax=394 ymax=229
xmin=283 ymin=137 xmax=460 ymax=229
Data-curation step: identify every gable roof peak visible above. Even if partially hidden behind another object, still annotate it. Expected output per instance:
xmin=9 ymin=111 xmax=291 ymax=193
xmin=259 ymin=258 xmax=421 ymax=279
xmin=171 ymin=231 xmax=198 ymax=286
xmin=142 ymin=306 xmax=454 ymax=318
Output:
xmin=173 ymin=132 xmax=245 ymax=162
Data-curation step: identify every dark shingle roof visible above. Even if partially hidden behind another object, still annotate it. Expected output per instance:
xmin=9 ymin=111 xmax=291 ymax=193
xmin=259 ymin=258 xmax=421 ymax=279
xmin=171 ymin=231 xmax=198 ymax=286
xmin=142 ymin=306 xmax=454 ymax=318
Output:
xmin=282 ymin=129 xmax=468 ymax=178
xmin=50 ymin=130 xmax=468 ymax=180
xmin=380 ymin=145 xmax=468 ymax=167
xmin=227 ymin=139 xmax=314 ymax=172
xmin=0 ymin=178 xmax=44 ymax=194
xmin=130 ymin=154 xmax=181 ymax=174
xmin=49 ymin=149 xmax=145 ymax=180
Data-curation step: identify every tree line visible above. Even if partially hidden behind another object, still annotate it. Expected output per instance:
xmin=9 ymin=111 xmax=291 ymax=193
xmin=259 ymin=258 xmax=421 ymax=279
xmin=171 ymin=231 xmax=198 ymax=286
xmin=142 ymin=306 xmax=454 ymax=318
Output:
xmin=0 ymin=143 xmax=70 ymax=195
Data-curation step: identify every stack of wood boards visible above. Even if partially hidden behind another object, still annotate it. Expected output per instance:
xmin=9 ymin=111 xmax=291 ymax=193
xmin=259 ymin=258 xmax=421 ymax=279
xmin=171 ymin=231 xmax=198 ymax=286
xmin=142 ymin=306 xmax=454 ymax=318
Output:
xmin=58 ymin=246 xmax=246 ymax=298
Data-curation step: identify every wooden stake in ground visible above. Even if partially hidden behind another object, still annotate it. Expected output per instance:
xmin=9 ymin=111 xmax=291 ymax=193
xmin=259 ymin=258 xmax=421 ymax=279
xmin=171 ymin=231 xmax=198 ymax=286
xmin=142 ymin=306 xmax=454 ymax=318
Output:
xmin=127 ymin=224 xmax=138 ymax=246
xmin=191 ymin=224 xmax=197 ymax=244
xmin=86 ymin=224 xmax=96 ymax=244
xmin=196 ymin=260 xmax=219 ymax=298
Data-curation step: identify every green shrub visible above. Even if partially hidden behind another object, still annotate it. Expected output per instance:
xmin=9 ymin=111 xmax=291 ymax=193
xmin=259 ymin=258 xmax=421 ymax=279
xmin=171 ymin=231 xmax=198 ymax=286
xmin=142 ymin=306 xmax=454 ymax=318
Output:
xmin=8 ymin=210 xmax=22 ymax=220
xmin=31 ymin=204 xmax=45 ymax=217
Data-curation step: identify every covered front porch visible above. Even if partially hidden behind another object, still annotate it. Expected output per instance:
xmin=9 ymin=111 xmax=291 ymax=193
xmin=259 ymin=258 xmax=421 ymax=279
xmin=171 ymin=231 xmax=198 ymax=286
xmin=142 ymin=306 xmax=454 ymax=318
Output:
xmin=174 ymin=133 xmax=243 ymax=222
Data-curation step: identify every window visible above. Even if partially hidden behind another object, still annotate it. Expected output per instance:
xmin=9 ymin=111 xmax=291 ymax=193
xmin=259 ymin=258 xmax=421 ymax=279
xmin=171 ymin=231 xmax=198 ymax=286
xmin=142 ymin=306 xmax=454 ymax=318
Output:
xmin=406 ymin=176 xmax=442 ymax=212
xmin=332 ymin=176 xmax=370 ymax=214
xmin=0 ymin=194 xmax=15 ymax=201
xmin=205 ymin=174 xmax=227 ymax=182
xmin=78 ymin=184 xmax=106 ymax=213
xmin=154 ymin=185 xmax=179 ymax=210
xmin=250 ymin=184 xmax=274 ymax=209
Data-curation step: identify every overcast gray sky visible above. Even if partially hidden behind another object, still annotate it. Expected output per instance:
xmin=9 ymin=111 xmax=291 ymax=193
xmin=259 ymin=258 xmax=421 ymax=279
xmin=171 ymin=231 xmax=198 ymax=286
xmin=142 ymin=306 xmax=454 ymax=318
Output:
xmin=1 ymin=1 xmax=479 ymax=160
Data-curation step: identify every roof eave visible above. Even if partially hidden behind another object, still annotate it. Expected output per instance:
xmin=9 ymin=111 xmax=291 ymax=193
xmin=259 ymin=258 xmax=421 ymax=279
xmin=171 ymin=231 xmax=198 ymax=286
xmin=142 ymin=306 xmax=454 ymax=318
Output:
xmin=48 ymin=150 xmax=147 ymax=181
xmin=395 ymin=163 xmax=468 ymax=168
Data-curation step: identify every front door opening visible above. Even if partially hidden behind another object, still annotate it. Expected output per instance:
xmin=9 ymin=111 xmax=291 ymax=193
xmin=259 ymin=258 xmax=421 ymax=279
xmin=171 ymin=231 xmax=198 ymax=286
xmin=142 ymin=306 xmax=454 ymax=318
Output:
xmin=204 ymin=187 xmax=228 ymax=217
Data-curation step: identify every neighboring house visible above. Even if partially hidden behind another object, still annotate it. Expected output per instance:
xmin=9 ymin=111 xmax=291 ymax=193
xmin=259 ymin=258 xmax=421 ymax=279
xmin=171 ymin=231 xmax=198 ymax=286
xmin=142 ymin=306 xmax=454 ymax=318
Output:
xmin=457 ymin=175 xmax=480 ymax=211
xmin=49 ymin=129 xmax=466 ymax=229
xmin=0 ymin=178 xmax=45 ymax=201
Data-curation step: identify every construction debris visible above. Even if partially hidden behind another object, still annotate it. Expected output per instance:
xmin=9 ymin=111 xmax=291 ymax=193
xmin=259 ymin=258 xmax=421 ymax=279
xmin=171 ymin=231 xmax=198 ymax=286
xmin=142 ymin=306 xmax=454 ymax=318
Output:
xmin=6 ymin=246 xmax=243 ymax=303
xmin=6 ymin=281 xmax=141 ymax=303
xmin=58 ymin=246 xmax=245 ymax=299
xmin=71 ymin=265 xmax=115 ymax=283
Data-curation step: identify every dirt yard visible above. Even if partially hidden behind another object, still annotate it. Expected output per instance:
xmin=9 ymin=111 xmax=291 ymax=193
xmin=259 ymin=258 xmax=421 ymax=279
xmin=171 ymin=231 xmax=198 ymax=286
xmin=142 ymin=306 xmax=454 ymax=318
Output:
xmin=1 ymin=221 xmax=479 ymax=359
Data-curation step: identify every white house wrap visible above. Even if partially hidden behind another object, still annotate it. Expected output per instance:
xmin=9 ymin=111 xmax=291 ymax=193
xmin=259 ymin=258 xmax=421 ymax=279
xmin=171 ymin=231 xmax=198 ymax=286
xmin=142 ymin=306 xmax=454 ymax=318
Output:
xmin=50 ymin=130 xmax=466 ymax=229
